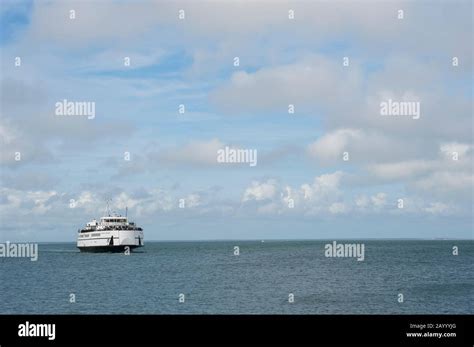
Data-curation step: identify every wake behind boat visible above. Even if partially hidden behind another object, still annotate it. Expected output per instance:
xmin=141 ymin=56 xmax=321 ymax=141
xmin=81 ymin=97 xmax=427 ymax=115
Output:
xmin=77 ymin=204 xmax=144 ymax=252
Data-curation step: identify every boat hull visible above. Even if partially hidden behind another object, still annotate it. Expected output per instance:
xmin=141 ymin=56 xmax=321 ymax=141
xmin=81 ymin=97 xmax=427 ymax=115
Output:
xmin=78 ymin=245 xmax=142 ymax=253
xmin=77 ymin=229 xmax=144 ymax=252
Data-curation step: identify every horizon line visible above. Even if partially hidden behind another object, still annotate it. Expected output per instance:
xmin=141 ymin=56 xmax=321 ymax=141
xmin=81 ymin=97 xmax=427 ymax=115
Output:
xmin=1 ymin=238 xmax=472 ymax=244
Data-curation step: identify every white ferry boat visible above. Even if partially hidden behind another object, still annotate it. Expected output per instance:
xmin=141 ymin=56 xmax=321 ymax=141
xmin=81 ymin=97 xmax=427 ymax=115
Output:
xmin=77 ymin=206 xmax=144 ymax=252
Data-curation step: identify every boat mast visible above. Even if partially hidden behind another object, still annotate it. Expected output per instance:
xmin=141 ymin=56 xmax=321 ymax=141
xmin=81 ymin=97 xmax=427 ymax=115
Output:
xmin=105 ymin=199 xmax=111 ymax=217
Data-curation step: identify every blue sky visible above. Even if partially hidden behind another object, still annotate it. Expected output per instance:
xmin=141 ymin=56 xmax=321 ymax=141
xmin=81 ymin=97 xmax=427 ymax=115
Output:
xmin=0 ymin=0 xmax=472 ymax=241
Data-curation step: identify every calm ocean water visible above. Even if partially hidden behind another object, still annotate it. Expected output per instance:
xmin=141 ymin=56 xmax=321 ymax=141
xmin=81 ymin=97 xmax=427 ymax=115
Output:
xmin=0 ymin=240 xmax=472 ymax=314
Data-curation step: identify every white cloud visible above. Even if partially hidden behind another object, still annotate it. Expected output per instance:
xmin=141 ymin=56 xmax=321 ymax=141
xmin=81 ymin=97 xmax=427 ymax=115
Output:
xmin=424 ymin=202 xmax=452 ymax=215
xmin=305 ymin=171 xmax=344 ymax=200
xmin=0 ymin=188 xmax=58 ymax=215
xmin=329 ymin=202 xmax=347 ymax=214
xmin=25 ymin=1 xmax=402 ymax=44
xmin=211 ymin=52 xmax=471 ymax=167
xmin=183 ymin=193 xmax=201 ymax=208
xmin=440 ymin=142 xmax=472 ymax=160
xmin=211 ymin=55 xmax=362 ymax=114
xmin=307 ymin=129 xmax=361 ymax=163
xmin=355 ymin=195 xmax=370 ymax=208
xmin=242 ymin=172 xmax=346 ymax=216
xmin=410 ymin=172 xmax=474 ymax=199
xmin=242 ymin=179 xmax=278 ymax=202
xmin=114 ymin=192 xmax=141 ymax=210
xmin=371 ymin=193 xmax=387 ymax=208
xmin=0 ymin=120 xmax=17 ymax=145
xmin=239 ymin=172 xmax=465 ymax=217
xmin=76 ymin=191 xmax=95 ymax=208
xmin=29 ymin=1 xmax=164 ymax=45
xmin=367 ymin=160 xmax=436 ymax=180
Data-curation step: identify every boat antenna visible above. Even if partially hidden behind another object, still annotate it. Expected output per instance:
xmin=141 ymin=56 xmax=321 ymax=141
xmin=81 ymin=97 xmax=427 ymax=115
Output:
xmin=105 ymin=199 xmax=111 ymax=216
xmin=125 ymin=206 xmax=128 ymax=218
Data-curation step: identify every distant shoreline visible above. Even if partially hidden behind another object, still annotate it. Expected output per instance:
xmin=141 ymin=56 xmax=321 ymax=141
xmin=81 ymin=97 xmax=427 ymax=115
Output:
xmin=4 ymin=238 xmax=473 ymax=244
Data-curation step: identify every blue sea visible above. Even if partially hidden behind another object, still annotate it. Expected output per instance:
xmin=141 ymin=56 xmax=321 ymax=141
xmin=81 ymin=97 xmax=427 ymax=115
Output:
xmin=0 ymin=240 xmax=472 ymax=314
